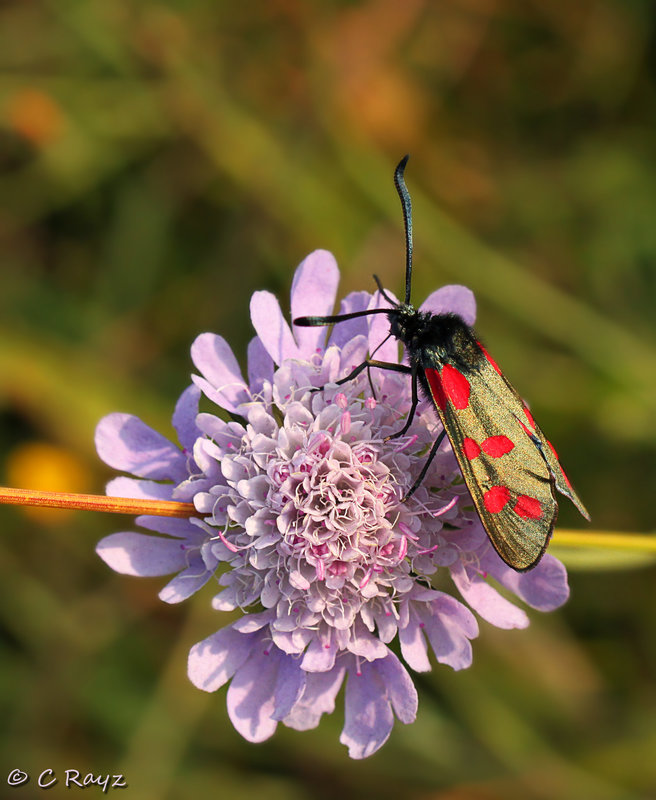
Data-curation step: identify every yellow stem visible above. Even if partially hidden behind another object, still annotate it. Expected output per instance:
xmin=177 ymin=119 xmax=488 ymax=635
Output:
xmin=0 ymin=487 xmax=196 ymax=518
xmin=554 ymin=529 xmax=656 ymax=553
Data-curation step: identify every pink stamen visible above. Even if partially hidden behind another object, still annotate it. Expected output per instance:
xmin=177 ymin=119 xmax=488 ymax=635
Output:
xmin=417 ymin=543 xmax=440 ymax=555
xmin=393 ymin=434 xmax=418 ymax=453
xmin=398 ymin=521 xmax=419 ymax=541
xmin=335 ymin=393 xmax=348 ymax=409
xmin=340 ymin=411 xmax=351 ymax=435
xmin=433 ymin=496 xmax=458 ymax=517
xmin=359 ymin=568 xmax=373 ymax=589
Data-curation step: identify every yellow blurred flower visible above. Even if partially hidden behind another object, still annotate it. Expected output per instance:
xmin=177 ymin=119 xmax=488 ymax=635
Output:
xmin=6 ymin=88 xmax=66 ymax=146
xmin=5 ymin=441 xmax=90 ymax=524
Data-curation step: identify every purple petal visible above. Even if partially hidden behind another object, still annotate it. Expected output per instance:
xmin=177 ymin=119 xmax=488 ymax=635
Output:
xmin=96 ymin=532 xmax=186 ymax=576
xmin=191 ymin=333 xmax=250 ymax=412
xmin=159 ymin=560 xmax=213 ymax=603
xmin=283 ymin=666 xmax=346 ymax=731
xmin=247 ymin=336 xmax=274 ymax=394
xmin=340 ymin=658 xmax=394 ymax=759
xmin=301 ymin=635 xmax=337 ymax=672
xmin=105 ymin=476 xmax=173 ymax=501
xmin=371 ymin=651 xmax=417 ymax=724
xmin=398 ymin=610 xmax=431 ymax=672
xmin=135 ymin=515 xmax=204 ymax=541
xmin=450 ymin=560 xmax=529 ymax=629
xmin=338 ymin=335 xmax=369 ymax=377
xmin=367 ymin=291 xmax=399 ymax=363
xmin=420 ymin=285 xmax=476 ymax=326
xmin=290 ymin=250 xmax=340 ymax=356
xmin=95 ymin=413 xmax=186 ymax=481
xmin=226 ymin=643 xmax=283 ymax=742
xmin=231 ymin=610 xmax=275 ymax=633
xmin=271 ymin=657 xmax=306 ymax=721
xmin=328 ymin=291 xmax=372 ymax=350
xmin=420 ymin=594 xmax=479 ymax=670
xmin=422 ymin=613 xmax=471 ymax=671
xmin=172 ymin=384 xmax=201 ymax=452
xmin=348 ymin=622 xmax=388 ymax=661
xmin=484 ymin=552 xmax=570 ymax=612
xmin=188 ymin=625 xmax=257 ymax=692
xmin=440 ymin=521 xmax=488 ymax=552
xmin=250 ymin=290 xmax=300 ymax=366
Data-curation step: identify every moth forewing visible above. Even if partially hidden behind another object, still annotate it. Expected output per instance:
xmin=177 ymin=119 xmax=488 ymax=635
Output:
xmin=420 ymin=352 xmax=557 ymax=571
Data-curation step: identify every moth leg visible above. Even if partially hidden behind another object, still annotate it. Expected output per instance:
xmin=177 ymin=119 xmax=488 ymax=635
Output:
xmin=365 ymin=333 xmax=394 ymax=399
xmin=310 ymin=359 xmax=412 ymax=393
xmin=365 ymin=363 xmax=378 ymax=399
xmin=403 ymin=429 xmax=447 ymax=501
xmin=385 ymin=361 xmax=419 ymax=441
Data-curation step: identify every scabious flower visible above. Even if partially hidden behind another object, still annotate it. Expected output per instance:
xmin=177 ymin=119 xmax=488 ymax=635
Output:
xmin=96 ymin=250 xmax=569 ymax=758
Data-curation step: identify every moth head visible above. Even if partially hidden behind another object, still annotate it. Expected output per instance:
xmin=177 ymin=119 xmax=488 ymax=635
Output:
xmin=387 ymin=304 xmax=425 ymax=345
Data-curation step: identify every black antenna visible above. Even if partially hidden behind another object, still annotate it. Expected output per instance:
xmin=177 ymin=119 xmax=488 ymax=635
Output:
xmin=394 ymin=155 xmax=413 ymax=305
xmin=372 ymin=274 xmax=399 ymax=307
xmin=294 ymin=308 xmax=391 ymax=327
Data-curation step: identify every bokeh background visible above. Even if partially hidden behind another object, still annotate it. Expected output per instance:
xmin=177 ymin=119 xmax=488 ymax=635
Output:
xmin=1 ymin=2 xmax=656 ymax=798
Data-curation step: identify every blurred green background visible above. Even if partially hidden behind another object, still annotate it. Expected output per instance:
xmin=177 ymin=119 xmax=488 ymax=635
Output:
xmin=1 ymin=2 xmax=656 ymax=798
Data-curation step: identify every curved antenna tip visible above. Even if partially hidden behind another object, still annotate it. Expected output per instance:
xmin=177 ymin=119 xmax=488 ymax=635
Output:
xmin=395 ymin=154 xmax=410 ymax=176
xmin=393 ymin=155 xmax=413 ymax=305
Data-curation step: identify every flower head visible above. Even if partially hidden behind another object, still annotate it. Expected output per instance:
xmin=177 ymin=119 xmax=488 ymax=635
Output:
xmin=96 ymin=250 xmax=569 ymax=758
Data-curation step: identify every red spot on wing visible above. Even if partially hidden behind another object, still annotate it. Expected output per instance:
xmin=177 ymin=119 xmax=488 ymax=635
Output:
xmin=441 ymin=364 xmax=471 ymax=409
xmin=518 ymin=419 xmax=534 ymax=438
xmin=483 ymin=485 xmax=511 ymax=513
xmin=481 ymin=435 xmax=515 ymax=458
xmin=523 ymin=407 xmax=536 ymax=430
xmin=478 ymin=342 xmax=503 ymax=376
xmin=425 ymin=368 xmax=447 ymax=410
xmin=514 ymin=495 xmax=542 ymax=519
xmin=547 ymin=439 xmax=574 ymax=488
xmin=463 ymin=437 xmax=481 ymax=459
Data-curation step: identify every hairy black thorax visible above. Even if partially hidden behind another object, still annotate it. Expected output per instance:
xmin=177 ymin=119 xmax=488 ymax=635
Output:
xmin=387 ymin=305 xmax=485 ymax=373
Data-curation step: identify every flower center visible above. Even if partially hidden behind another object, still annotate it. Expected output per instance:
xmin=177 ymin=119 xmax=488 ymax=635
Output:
xmin=270 ymin=430 xmax=402 ymax=585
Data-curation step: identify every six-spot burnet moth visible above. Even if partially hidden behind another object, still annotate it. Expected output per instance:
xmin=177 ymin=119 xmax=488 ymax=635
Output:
xmin=294 ymin=155 xmax=589 ymax=571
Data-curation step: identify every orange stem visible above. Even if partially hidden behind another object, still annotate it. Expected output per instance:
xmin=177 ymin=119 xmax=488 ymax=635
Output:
xmin=0 ymin=487 xmax=196 ymax=518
